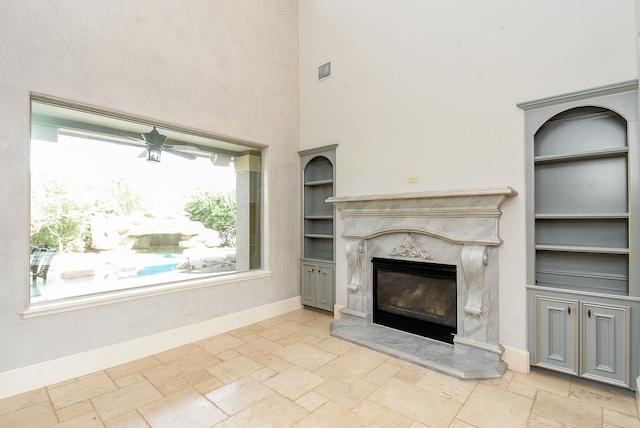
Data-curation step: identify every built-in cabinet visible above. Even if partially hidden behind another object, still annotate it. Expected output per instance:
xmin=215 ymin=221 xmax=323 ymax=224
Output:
xmin=520 ymin=81 xmax=640 ymax=390
xmin=299 ymin=145 xmax=337 ymax=312
xmin=534 ymin=294 xmax=630 ymax=387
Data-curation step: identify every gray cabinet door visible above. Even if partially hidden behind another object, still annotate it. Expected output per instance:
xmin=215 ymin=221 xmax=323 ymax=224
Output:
xmin=536 ymin=296 xmax=578 ymax=375
xmin=581 ymin=302 xmax=630 ymax=387
xmin=301 ymin=263 xmax=317 ymax=306
xmin=316 ymin=264 xmax=334 ymax=312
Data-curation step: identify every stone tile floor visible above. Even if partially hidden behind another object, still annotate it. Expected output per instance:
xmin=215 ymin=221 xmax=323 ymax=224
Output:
xmin=0 ymin=308 xmax=638 ymax=427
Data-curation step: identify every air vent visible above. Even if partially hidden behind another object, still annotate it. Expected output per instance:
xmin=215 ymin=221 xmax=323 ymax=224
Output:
xmin=318 ymin=62 xmax=331 ymax=81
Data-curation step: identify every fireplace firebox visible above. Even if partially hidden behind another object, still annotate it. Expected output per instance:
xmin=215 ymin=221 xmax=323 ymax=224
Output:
xmin=373 ymin=257 xmax=457 ymax=344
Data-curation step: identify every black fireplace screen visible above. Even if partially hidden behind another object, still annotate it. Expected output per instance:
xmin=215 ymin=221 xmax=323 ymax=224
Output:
xmin=373 ymin=257 xmax=457 ymax=344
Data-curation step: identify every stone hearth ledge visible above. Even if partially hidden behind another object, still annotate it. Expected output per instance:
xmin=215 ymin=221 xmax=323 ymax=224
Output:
xmin=331 ymin=313 xmax=507 ymax=380
xmin=327 ymin=187 xmax=517 ymax=380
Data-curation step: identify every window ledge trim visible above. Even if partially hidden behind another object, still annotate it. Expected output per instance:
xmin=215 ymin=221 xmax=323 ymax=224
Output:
xmin=19 ymin=270 xmax=272 ymax=319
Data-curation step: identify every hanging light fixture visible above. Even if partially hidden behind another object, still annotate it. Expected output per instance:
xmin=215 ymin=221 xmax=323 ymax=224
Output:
xmin=142 ymin=127 xmax=166 ymax=163
xmin=146 ymin=146 xmax=162 ymax=162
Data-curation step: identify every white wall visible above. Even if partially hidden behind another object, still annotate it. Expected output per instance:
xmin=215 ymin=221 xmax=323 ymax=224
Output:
xmin=299 ymin=0 xmax=638 ymax=352
xmin=0 ymin=0 xmax=299 ymax=373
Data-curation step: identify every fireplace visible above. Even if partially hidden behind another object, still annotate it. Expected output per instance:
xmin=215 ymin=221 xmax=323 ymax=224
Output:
xmin=327 ymin=187 xmax=517 ymax=380
xmin=373 ymin=257 xmax=456 ymax=344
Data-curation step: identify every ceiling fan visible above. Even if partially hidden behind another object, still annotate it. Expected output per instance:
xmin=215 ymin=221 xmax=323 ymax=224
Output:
xmin=132 ymin=127 xmax=198 ymax=162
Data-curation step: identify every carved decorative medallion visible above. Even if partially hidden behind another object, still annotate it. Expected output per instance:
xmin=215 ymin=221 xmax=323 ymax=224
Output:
xmin=389 ymin=235 xmax=432 ymax=259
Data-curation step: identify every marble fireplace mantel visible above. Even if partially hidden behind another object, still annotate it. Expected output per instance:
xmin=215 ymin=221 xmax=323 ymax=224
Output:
xmin=327 ymin=187 xmax=517 ymax=379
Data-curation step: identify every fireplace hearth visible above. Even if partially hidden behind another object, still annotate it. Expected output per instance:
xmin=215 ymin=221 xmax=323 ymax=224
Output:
xmin=327 ymin=187 xmax=517 ymax=380
xmin=373 ymin=257 xmax=456 ymax=344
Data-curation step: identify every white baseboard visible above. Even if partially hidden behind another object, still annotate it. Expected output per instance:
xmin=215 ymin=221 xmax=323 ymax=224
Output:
xmin=501 ymin=345 xmax=530 ymax=374
xmin=0 ymin=296 xmax=302 ymax=400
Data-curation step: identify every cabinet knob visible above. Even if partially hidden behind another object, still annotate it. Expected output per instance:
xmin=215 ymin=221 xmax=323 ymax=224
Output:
xmin=588 ymin=309 xmax=591 ymax=318
xmin=567 ymin=307 xmax=571 ymax=315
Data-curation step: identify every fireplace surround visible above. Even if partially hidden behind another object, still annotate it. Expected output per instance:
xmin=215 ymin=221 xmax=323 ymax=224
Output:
xmin=327 ymin=187 xmax=517 ymax=379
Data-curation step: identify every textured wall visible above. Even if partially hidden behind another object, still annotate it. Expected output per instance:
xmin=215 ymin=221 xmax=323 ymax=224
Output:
xmin=0 ymin=0 xmax=299 ymax=372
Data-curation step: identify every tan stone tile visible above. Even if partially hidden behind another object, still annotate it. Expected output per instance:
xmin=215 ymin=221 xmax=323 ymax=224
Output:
xmin=153 ymin=344 xmax=201 ymax=363
xmin=314 ymin=364 xmax=341 ymax=379
xmin=139 ymin=388 xmax=227 ymax=427
xmin=302 ymin=323 xmax=332 ymax=340
xmin=258 ymin=320 xmax=308 ymax=342
xmin=114 ymin=372 xmax=146 ymax=389
xmin=215 ymin=349 xmax=241 ymax=361
xmin=570 ymin=381 xmax=638 ymax=417
xmin=276 ymin=331 xmax=315 ymax=347
xmin=507 ymin=380 xmax=538 ymax=399
xmin=415 ymin=370 xmax=477 ymax=403
xmin=313 ymin=336 xmax=357 ymax=356
xmin=0 ymin=401 xmax=58 ymax=428
xmin=512 ymin=370 xmax=571 ymax=396
xmin=353 ymin=398 xmax=415 ymax=427
xmin=313 ymin=374 xmax=377 ymax=409
xmin=328 ymin=346 xmax=389 ymax=378
xmin=105 ymin=356 xmax=161 ymax=381
xmin=249 ymin=367 xmax=279 ymax=383
xmin=154 ymin=370 xmax=212 ymax=396
xmin=362 ymin=361 xmax=402 ymax=386
xmin=238 ymin=333 xmax=261 ymax=342
xmin=457 ymin=383 xmax=533 ymax=428
xmin=51 ymin=411 xmax=104 ymax=427
xmin=393 ymin=367 xmax=425 ymax=385
xmin=369 ymin=377 xmax=461 ymax=427
xmin=91 ymin=380 xmax=162 ymax=421
xmin=256 ymin=353 xmax=295 ymax=373
xmin=256 ymin=316 xmax=287 ymax=328
xmin=532 ymin=390 xmax=603 ymax=428
xmin=526 ymin=413 xmax=565 ymax=428
xmin=448 ymin=420 xmax=477 ymax=428
xmin=215 ymin=393 xmax=308 ymax=428
xmin=78 ymin=371 xmax=107 ymax=381
xmin=282 ymin=309 xmax=332 ymax=326
xmin=55 ymin=399 xmax=95 ymax=422
xmin=295 ymin=391 xmax=328 ymax=412
xmin=206 ymin=354 xmax=264 ymax=384
xmin=234 ymin=337 xmax=283 ymax=359
xmin=300 ymin=334 xmax=324 ymax=345
xmin=409 ymin=422 xmax=431 ymax=428
xmin=273 ymin=341 xmax=337 ymax=371
xmin=141 ymin=350 xmax=220 ymax=388
xmin=0 ymin=387 xmax=49 ymax=416
xmin=104 ymin=410 xmax=150 ymax=428
xmin=49 ymin=372 xmax=118 ymax=409
xmin=479 ymin=368 xmax=514 ymax=390
xmin=205 ymin=376 xmax=273 ymax=415
xmin=196 ymin=334 xmax=245 ymax=355
xmin=228 ymin=324 xmax=264 ymax=339
xmin=292 ymin=400 xmax=375 ymax=428
xmin=192 ymin=376 xmax=226 ymax=396
xmin=263 ymin=365 xmax=325 ymax=401
xmin=603 ymin=408 xmax=640 ymax=428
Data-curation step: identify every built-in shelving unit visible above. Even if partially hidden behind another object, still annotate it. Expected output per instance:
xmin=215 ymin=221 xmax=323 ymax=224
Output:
xmin=520 ymin=81 xmax=640 ymax=391
xmin=299 ymin=145 xmax=337 ymax=312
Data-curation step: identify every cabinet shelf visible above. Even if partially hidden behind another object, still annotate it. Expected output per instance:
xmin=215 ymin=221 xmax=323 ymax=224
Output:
xmin=535 ymin=213 xmax=628 ymax=219
xmin=304 ymin=179 xmax=333 ymax=186
xmin=304 ymin=234 xmax=334 ymax=239
xmin=534 ymin=147 xmax=627 ymax=164
xmin=535 ymin=245 xmax=629 ymax=255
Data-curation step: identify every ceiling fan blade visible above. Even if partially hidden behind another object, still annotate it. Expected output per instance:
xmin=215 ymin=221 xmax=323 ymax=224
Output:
xmin=165 ymin=148 xmax=197 ymax=160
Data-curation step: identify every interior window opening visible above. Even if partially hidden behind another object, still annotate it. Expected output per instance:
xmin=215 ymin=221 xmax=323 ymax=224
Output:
xmin=29 ymin=98 xmax=262 ymax=303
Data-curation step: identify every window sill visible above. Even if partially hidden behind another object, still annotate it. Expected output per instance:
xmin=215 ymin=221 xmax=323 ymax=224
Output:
xmin=19 ymin=269 xmax=272 ymax=319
